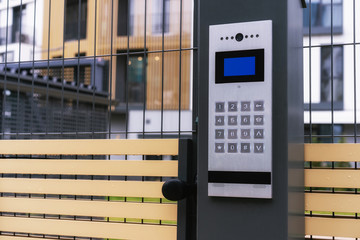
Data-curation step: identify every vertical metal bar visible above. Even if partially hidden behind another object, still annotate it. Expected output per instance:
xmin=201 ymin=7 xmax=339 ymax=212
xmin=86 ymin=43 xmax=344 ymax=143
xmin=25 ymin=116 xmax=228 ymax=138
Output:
xmin=92 ymin=0 xmax=98 ymax=139
xmin=353 ymin=0 xmax=357 ymax=143
xmin=61 ymin=0 xmax=67 ymax=136
xmin=124 ymin=0 xmax=130 ymax=223
xmin=178 ymin=0 xmax=183 ymax=138
xmin=141 ymin=0 xmax=148 ymax=225
xmin=2 ymin=0 xmax=10 ymax=138
xmin=109 ymin=0 xmax=114 ymax=139
xmin=160 ymin=0 xmax=165 ymax=138
xmin=307 ymin=2 xmax=313 ymax=239
xmin=309 ymin=0 xmax=312 ymax=144
xmin=17 ymin=0 xmax=23 ymax=140
xmin=330 ymin=2 xmax=335 ymax=235
xmin=192 ymin=0 xmax=199 ymax=138
xmin=46 ymin=0 xmax=52 ymax=137
xmin=125 ymin=0 xmax=130 ymax=141
xmin=353 ymin=0 xmax=358 ymax=233
xmin=76 ymin=0 xmax=82 ymax=137
xmin=330 ymin=0 xmax=334 ymax=144
xmin=31 ymin=0 xmax=37 ymax=138
xmin=142 ymin=0 xmax=147 ymax=137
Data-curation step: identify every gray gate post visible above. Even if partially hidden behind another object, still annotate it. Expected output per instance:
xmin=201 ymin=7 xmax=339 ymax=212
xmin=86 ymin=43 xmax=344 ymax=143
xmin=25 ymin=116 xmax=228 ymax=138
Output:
xmin=197 ymin=0 xmax=304 ymax=239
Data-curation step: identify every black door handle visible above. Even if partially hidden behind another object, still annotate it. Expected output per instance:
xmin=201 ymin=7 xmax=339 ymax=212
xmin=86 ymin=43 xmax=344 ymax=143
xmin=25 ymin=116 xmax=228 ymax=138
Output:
xmin=162 ymin=179 xmax=195 ymax=201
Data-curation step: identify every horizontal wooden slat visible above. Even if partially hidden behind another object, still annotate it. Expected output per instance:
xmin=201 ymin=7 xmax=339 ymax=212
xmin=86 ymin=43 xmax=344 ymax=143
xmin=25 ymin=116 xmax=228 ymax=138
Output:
xmin=0 ymin=139 xmax=179 ymax=155
xmin=305 ymin=216 xmax=360 ymax=238
xmin=0 ymin=216 xmax=176 ymax=240
xmin=305 ymin=193 xmax=360 ymax=213
xmin=305 ymin=143 xmax=360 ymax=162
xmin=0 ymin=237 xmax=55 ymax=240
xmin=305 ymin=169 xmax=360 ymax=188
xmin=0 ymin=178 xmax=164 ymax=198
xmin=0 ymin=197 xmax=177 ymax=221
xmin=0 ymin=159 xmax=178 ymax=177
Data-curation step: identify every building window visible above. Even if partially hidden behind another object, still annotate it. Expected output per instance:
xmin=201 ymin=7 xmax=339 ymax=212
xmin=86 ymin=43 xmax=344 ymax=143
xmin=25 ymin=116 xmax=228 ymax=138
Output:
xmin=117 ymin=0 xmax=134 ymax=36
xmin=152 ymin=0 xmax=170 ymax=34
xmin=65 ymin=0 xmax=87 ymax=41
xmin=306 ymin=46 xmax=343 ymax=110
xmin=303 ymin=0 xmax=342 ymax=35
xmin=320 ymin=46 xmax=343 ymax=108
xmin=116 ymin=53 xmax=146 ymax=106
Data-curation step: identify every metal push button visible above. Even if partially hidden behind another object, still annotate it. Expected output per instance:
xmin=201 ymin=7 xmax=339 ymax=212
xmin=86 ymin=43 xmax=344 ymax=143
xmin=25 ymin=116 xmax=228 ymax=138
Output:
xmin=228 ymin=143 xmax=237 ymax=153
xmin=241 ymin=115 xmax=251 ymax=125
xmin=215 ymin=116 xmax=225 ymax=126
xmin=254 ymin=143 xmax=264 ymax=153
xmin=254 ymin=129 xmax=264 ymax=139
xmin=215 ymin=102 xmax=225 ymax=112
xmin=228 ymin=129 xmax=238 ymax=139
xmin=215 ymin=143 xmax=225 ymax=153
xmin=241 ymin=129 xmax=251 ymax=139
xmin=240 ymin=143 xmax=250 ymax=153
xmin=228 ymin=116 xmax=238 ymax=125
xmin=215 ymin=129 xmax=225 ymax=139
xmin=228 ymin=102 xmax=238 ymax=112
xmin=254 ymin=115 xmax=264 ymax=125
xmin=241 ymin=101 xmax=251 ymax=111
xmin=254 ymin=101 xmax=264 ymax=111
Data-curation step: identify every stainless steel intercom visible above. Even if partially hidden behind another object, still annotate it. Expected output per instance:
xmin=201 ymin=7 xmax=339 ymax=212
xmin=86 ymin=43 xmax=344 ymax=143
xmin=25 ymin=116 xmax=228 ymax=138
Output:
xmin=208 ymin=20 xmax=272 ymax=198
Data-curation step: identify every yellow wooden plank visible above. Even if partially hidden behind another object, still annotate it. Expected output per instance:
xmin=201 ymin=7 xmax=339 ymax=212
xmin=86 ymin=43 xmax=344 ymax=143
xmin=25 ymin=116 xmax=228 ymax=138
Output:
xmin=0 ymin=237 xmax=55 ymax=240
xmin=0 ymin=216 xmax=177 ymax=240
xmin=305 ymin=216 xmax=360 ymax=238
xmin=0 ymin=139 xmax=179 ymax=155
xmin=0 ymin=197 xmax=177 ymax=221
xmin=305 ymin=169 xmax=360 ymax=188
xmin=0 ymin=159 xmax=178 ymax=177
xmin=305 ymin=143 xmax=360 ymax=162
xmin=0 ymin=178 xmax=164 ymax=198
xmin=305 ymin=193 xmax=360 ymax=213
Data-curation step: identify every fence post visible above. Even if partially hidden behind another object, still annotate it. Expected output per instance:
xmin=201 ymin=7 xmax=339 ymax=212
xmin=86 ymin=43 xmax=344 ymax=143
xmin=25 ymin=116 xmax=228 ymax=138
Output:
xmin=196 ymin=0 xmax=304 ymax=239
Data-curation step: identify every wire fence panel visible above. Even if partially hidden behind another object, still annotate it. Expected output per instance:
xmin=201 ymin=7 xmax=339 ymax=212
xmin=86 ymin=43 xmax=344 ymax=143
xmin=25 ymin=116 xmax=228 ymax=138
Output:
xmin=304 ymin=0 xmax=360 ymax=239
xmin=0 ymin=0 xmax=195 ymax=239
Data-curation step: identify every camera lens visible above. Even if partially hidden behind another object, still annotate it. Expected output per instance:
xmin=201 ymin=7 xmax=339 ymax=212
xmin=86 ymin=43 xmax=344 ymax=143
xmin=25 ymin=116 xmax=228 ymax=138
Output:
xmin=235 ymin=33 xmax=244 ymax=42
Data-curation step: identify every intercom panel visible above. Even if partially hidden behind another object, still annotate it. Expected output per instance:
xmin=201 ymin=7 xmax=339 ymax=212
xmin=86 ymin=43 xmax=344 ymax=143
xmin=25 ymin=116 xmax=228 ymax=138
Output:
xmin=208 ymin=20 xmax=272 ymax=198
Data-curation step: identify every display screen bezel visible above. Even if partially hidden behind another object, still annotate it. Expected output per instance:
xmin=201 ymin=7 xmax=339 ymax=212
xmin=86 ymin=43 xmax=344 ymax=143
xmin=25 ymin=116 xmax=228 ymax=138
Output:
xmin=215 ymin=49 xmax=264 ymax=84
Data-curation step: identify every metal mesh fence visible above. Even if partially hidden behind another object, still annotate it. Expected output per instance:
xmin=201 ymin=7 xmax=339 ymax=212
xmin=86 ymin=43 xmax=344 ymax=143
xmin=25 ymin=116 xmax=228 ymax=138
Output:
xmin=0 ymin=0 xmax=195 ymax=239
xmin=304 ymin=0 xmax=360 ymax=239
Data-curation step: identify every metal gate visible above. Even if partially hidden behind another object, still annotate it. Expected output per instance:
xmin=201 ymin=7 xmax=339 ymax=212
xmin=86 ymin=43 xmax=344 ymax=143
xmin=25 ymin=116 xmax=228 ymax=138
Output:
xmin=0 ymin=0 xmax=197 ymax=239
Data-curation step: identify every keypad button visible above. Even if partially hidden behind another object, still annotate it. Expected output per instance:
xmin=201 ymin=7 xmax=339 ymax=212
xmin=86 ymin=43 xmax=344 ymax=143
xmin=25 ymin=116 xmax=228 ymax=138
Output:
xmin=228 ymin=116 xmax=238 ymax=125
xmin=241 ymin=101 xmax=251 ymax=111
xmin=254 ymin=143 xmax=264 ymax=153
xmin=241 ymin=143 xmax=251 ymax=153
xmin=241 ymin=115 xmax=251 ymax=125
xmin=241 ymin=129 xmax=251 ymax=139
xmin=254 ymin=129 xmax=264 ymax=139
xmin=215 ymin=116 xmax=225 ymax=126
xmin=215 ymin=143 xmax=225 ymax=153
xmin=228 ymin=143 xmax=238 ymax=153
xmin=228 ymin=129 xmax=238 ymax=139
xmin=215 ymin=129 xmax=225 ymax=139
xmin=215 ymin=102 xmax=225 ymax=112
xmin=254 ymin=101 xmax=264 ymax=111
xmin=254 ymin=115 xmax=264 ymax=125
xmin=228 ymin=102 xmax=238 ymax=112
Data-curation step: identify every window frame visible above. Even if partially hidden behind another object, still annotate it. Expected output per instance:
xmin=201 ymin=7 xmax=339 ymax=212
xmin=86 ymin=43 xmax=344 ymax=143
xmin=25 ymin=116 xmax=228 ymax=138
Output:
xmin=303 ymin=0 xmax=343 ymax=35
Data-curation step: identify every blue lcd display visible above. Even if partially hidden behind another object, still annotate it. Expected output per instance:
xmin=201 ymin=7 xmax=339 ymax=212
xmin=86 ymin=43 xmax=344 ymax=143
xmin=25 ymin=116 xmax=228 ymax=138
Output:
xmin=223 ymin=57 xmax=256 ymax=77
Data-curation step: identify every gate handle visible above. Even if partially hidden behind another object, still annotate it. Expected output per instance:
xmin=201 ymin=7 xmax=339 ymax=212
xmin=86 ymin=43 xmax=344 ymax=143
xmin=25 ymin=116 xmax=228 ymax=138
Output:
xmin=162 ymin=179 xmax=195 ymax=201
